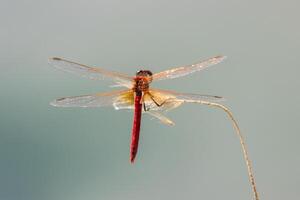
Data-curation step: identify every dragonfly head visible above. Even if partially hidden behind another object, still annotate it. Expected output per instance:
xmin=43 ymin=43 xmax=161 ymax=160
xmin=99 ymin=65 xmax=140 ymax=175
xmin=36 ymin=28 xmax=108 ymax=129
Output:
xmin=135 ymin=70 xmax=153 ymax=86
xmin=136 ymin=70 xmax=153 ymax=77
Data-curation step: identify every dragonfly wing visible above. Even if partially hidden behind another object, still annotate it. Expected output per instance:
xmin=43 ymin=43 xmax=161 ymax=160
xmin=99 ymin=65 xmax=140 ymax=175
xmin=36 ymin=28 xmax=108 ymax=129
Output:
xmin=146 ymin=111 xmax=175 ymax=126
xmin=143 ymin=90 xmax=183 ymax=112
xmin=51 ymin=90 xmax=134 ymax=108
xmin=49 ymin=57 xmax=133 ymax=88
xmin=145 ymin=88 xmax=225 ymax=111
xmin=152 ymin=55 xmax=226 ymax=81
xmin=113 ymin=90 xmax=134 ymax=110
xmin=163 ymin=90 xmax=224 ymax=102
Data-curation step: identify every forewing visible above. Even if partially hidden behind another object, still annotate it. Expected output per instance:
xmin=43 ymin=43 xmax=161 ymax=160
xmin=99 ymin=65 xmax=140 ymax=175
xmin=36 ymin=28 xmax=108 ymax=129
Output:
xmin=152 ymin=55 xmax=226 ymax=81
xmin=49 ymin=57 xmax=133 ymax=88
xmin=50 ymin=90 xmax=133 ymax=108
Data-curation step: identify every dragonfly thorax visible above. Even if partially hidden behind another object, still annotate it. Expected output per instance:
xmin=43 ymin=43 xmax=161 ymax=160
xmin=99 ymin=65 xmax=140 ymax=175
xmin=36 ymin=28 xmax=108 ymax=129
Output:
xmin=133 ymin=71 xmax=152 ymax=93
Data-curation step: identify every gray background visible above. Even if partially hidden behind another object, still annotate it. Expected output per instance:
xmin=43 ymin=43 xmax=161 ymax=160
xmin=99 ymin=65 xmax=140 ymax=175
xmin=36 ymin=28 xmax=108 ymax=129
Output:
xmin=1 ymin=0 xmax=299 ymax=200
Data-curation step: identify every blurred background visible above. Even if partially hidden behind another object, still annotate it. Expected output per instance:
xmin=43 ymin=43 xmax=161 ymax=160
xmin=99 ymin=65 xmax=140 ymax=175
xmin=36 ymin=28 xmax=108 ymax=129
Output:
xmin=1 ymin=0 xmax=300 ymax=199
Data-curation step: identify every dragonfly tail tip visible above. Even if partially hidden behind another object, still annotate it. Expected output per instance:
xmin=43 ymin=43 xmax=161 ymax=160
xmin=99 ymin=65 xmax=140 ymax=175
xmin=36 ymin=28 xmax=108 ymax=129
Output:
xmin=130 ymin=155 xmax=136 ymax=163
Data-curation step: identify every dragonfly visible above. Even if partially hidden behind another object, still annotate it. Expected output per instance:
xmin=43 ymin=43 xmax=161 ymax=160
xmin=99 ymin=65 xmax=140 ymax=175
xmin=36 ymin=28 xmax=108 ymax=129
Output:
xmin=49 ymin=55 xmax=259 ymax=200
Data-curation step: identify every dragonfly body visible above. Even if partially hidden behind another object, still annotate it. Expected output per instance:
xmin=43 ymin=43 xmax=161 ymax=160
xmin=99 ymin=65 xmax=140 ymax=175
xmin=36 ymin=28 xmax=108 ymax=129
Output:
xmin=130 ymin=93 xmax=142 ymax=163
xmin=49 ymin=56 xmax=259 ymax=200
xmin=130 ymin=70 xmax=153 ymax=163
xmin=49 ymin=56 xmax=227 ymax=160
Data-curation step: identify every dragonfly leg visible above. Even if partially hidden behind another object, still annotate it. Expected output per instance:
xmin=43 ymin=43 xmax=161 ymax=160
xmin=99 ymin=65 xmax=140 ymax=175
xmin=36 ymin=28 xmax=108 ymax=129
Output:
xmin=141 ymin=92 xmax=150 ymax=112
xmin=143 ymin=102 xmax=150 ymax=112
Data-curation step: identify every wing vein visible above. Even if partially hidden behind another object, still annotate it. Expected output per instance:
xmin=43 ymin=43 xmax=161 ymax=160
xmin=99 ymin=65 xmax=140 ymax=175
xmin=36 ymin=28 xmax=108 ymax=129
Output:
xmin=152 ymin=55 xmax=226 ymax=81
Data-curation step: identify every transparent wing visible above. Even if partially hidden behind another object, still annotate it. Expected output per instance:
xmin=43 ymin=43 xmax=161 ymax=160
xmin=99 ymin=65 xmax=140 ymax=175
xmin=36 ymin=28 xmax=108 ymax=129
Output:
xmin=50 ymin=90 xmax=134 ymax=108
xmin=152 ymin=88 xmax=225 ymax=102
xmin=146 ymin=111 xmax=175 ymax=126
xmin=152 ymin=55 xmax=226 ymax=81
xmin=144 ymin=88 xmax=225 ymax=111
xmin=143 ymin=89 xmax=183 ymax=111
xmin=49 ymin=57 xmax=133 ymax=88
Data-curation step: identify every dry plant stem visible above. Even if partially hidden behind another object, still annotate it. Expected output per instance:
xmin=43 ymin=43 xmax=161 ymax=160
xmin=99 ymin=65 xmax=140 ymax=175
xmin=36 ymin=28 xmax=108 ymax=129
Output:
xmin=178 ymin=99 xmax=259 ymax=200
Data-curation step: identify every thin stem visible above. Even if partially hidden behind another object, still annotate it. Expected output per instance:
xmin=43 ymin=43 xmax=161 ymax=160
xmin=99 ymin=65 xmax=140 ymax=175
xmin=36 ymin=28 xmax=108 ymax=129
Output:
xmin=178 ymin=99 xmax=259 ymax=200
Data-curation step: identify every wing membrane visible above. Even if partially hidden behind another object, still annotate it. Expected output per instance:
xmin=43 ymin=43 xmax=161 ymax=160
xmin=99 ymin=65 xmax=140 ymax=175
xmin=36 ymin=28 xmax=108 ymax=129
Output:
xmin=145 ymin=88 xmax=224 ymax=111
xmin=147 ymin=111 xmax=175 ymax=126
xmin=151 ymin=88 xmax=225 ymax=102
xmin=143 ymin=90 xmax=182 ymax=111
xmin=152 ymin=55 xmax=226 ymax=81
xmin=49 ymin=57 xmax=133 ymax=88
xmin=141 ymin=88 xmax=224 ymax=125
xmin=50 ymin=90 xmax=133 ymax=108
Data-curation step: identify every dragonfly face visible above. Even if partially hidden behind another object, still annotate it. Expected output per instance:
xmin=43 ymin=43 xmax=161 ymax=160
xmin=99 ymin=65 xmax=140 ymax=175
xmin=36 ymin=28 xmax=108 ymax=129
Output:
xmin=134 ymin=70 xmax=153 ymax=93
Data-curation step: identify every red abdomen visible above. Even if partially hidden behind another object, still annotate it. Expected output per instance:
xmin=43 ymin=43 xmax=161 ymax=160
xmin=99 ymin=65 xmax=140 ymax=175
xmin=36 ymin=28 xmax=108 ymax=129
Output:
xmin=130 ymin=94 xmax=143 ymax=163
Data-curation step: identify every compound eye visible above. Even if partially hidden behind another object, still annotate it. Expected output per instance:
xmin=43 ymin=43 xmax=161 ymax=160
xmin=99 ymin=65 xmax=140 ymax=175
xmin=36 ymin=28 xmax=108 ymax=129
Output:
xmin=146 ymin=71 xmax=153 ymax=76
xmin=136 ymin=70 xmax=143 ymax=76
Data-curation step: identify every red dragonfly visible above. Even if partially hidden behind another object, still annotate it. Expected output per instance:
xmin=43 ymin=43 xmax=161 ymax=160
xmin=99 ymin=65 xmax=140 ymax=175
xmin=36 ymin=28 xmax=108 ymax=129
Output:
xmin=49 ymin=55 xmax=259 ymax=200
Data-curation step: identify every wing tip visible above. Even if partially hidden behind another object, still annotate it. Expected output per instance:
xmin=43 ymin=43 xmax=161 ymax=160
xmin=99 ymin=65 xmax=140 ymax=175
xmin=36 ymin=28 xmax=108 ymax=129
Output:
xmin=210 ymin=95 xmax=226 ymax=101
xmin=50 ymin=100 xmax=59 ymax=107
xmin=50 ymin=98 xmax=65 ymax=107
xmin=48 ymin=57 xmax=61 ymax=64
xmin=217 ymin=96 xmax=226 ymax=102
xmin=168 ymin=121 xmax=175 ymax=126
xmin=52 ymin=57 xmax=61 ymax=60
xmin=214 ymin=55 xmax=227 ymax=61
